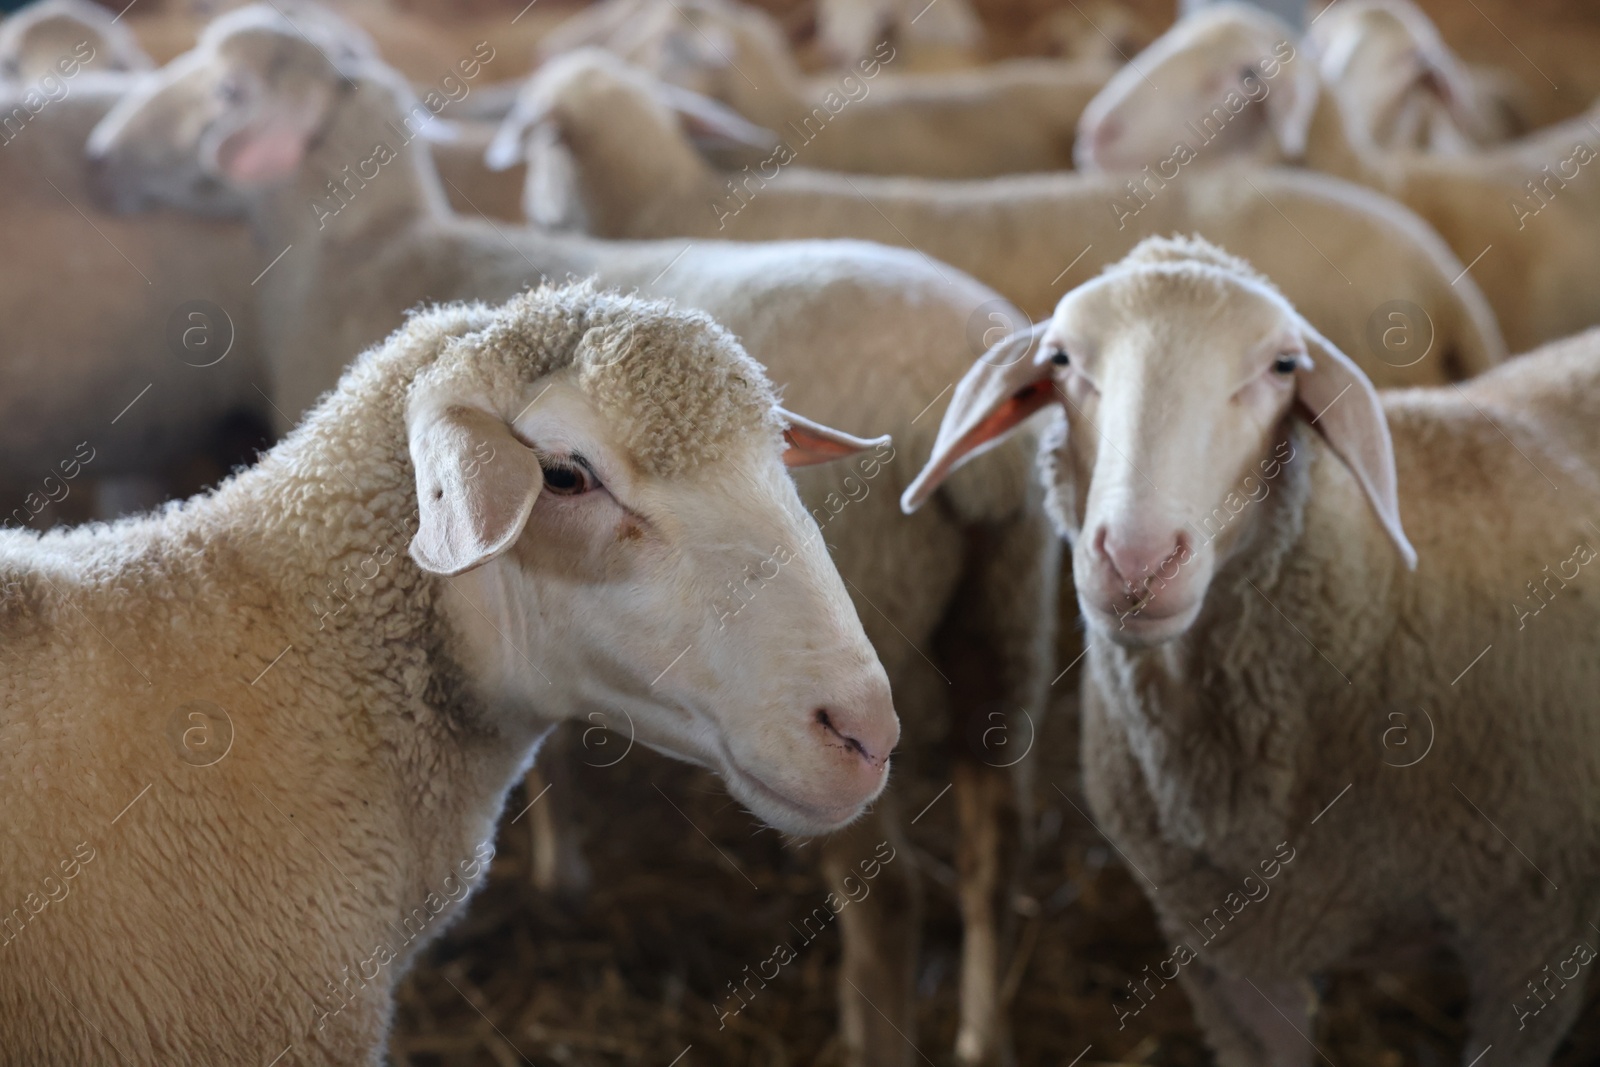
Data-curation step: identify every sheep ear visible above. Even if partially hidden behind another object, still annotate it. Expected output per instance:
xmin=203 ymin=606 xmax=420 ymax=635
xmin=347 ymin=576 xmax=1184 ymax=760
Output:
xmin=779 ymin=409 xmax=890 ymax=468
xmin=900 ymin=322 xmax=1058 ymax=514
xmin=416 ymin=115 xmax=462 ymax=144
xmin=484 ymin=96 xmax=549 ymax=171
xmin=1295 ymin=322 xmax=1418 ymax=569
xmin=657 ymin=82 xmax=776 ymax=151
xmin=1412 ymin=53 xmax=1477 ymax=131
xmin=1264 ymin=47 xmax=1320 ymax=159
xmin=520 ymin=121 xmax=588 ymax=231
xmin=409 ymin=406 xmax=545 ymax=577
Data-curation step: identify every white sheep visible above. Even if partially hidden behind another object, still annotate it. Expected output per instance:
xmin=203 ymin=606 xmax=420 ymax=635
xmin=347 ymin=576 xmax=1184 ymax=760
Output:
xmin=1306 ymin=0 xmax=1526 ymax=154
xmin=814 ymin=0 xmax=985 ymax=73
xmin=0 ymin=0 xmax=152 ymax=84
xmin=534 ymin=0 xmax=1116 ymax=179
xmin=0 ymin=78 xmax=265 ymax=524
xmin=906 ymin=233 xmax=1600 ymax=1067
xmin=488 ymin=49 xmax=1506 ymax=389
xmin=0 ymin=282 xmax=903 ymax=1065
xmin=1074 ymin=1 xmax=1600 ymax=353
xmin=85 ymin=10 xmax=1063 ymax=1065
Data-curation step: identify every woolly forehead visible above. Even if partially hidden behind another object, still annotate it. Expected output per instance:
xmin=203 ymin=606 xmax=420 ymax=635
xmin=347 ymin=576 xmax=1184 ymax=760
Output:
xmin=199 ymin=6 xmax=376 ymax=80
xmin=1054 ymin=261 xmax=1300 ymax=371
xmin=416 ymin=298 xmax=784 ymax=478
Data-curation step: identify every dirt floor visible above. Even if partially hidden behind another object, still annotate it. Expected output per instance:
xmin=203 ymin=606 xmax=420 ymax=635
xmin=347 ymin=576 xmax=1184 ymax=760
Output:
xmin=388 ymin=694 xmax=1600 ymax=1067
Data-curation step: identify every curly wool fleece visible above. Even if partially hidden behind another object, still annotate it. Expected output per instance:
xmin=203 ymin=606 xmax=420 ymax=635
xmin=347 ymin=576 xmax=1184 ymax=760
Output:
xmin=414 ymin=283 xmax=786 ymax=477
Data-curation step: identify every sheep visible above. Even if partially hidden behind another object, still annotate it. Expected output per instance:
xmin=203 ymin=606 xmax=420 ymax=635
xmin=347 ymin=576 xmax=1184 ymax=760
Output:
xmin=1306 ymin=0 xmax=1527 ymax=153
xmin=0 ymin=77 xmax=265 ymax=526
xmin=0 ymin=282 xmax=904 ymax=1066
xmin=1074 ymin=2 xmax=1600 ymax=353
xmin=85 ymin=10 xmax=1063 ymax=1065
xmin=535 ymin=0 xmax=1117 ymax=179
xmin=0 ymin=0 xmax=152 ymax=84
xmin=813 ymin=0 xmax=985 ymax=73
xmin=487 ymin=49 xmax=1506 ymax=389
xmin=904 ymin=233 xmax=1600 ymax=1067
xmin=115 ymin=0 xmax=563 ymax=84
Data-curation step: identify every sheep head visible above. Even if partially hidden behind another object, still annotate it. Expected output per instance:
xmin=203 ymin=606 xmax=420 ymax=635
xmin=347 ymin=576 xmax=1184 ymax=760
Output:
xmin=83 ymin=4 xmax=424 ymax=217
xmin=536 ymin=0 xmax=802 ymax=108
xmin=903 ymin=236 xmax=1414 ymax=646
xmin=0 ymin=0 xmax=153 ymax=85
xmin=407 ymin=286 xmax=899 ymax=835
xmin=1074 ymin=2 xmax=1318 ymax=172
xmin=485 ymin=48 xmax=773 ymax=233
xmin=1309 ymin=0 xmax=1499 ymax=153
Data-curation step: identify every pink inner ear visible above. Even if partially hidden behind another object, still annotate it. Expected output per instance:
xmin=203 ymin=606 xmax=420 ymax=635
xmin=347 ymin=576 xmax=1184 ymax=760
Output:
xmin=782 ymin=427 xmax=862 ymax=468
xmin=216 ymin=119 xmax=309 ymax=186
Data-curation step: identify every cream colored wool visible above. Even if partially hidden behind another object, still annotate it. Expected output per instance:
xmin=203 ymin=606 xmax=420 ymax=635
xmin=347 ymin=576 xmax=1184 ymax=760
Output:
xmin=534 ymin=0 xmax=1112 ymax=179
xmin=420 ymin=287 xmax=782 ymax=477
xmin=916 ymin=237 xmax=1600 ymax=1067
xmin=0 ymin=284 xmax=807 ymax=1066
xmin=502 ymin=49 xmax=1507 ymax=388
xmin=85 ymin=14 xmax=1065 ymax=1065
xmin=0 ymin=0 xmax=151 ymax=83
xmin=1075 ymin=2 xmax=1600 ymax=353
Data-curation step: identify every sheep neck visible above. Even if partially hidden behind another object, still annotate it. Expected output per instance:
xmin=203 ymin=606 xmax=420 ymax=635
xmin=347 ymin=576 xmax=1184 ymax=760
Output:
xmin=1086 ymin=422 xmax=1400 ymax=866
xmin=1301 ymin=85 xmax=1389 ymax=188
xmin=566 ymin=114 xmax=710 ymax=239
xmin=188 ymin=331 xmax=534 ymax=1012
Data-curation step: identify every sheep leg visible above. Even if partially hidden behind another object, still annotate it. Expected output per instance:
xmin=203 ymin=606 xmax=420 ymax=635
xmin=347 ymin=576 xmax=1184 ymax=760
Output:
xmin=1460 ymin=928 xmax=1590 ymax=1067
xmin=524 ymin=724 xmax=590 ymax=899
xmin=952 ymin=756 xmax=1012 ymax=1067
xmin=937 ymin=508 xmax=1058 ymax=1067
xmin=824 ymin=803 xmax=922 ymax=1067
xmin=1175 ymin=961 xmax=1316 ymax=1067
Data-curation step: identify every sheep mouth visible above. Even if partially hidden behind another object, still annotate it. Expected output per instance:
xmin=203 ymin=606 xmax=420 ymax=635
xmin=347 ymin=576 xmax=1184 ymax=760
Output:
xmin=642 ymin=699 xmax=877 ymax=833
xmin=721 ymin=755 xmax=874 ymax=835
xmin=1082 ymin=597 xmax=1202 ymax=645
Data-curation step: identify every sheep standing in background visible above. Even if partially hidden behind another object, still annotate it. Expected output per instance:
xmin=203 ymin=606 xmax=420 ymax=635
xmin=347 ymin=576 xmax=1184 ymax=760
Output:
xmin=0 ymin=284 xmax=902 ymax=1066
xmin=1075 ymin=2 xmax=1600 ymax=353
xmin=488 ymin=49 xmax=1505 ymax=388
xmin=813 ymin=0 xmax=984 ymax=72
xmin=907 ymin=235 xmax=1600 ymax=1067
xmin=1307 ymin=0 xmax=1529 ymax=153
xmin=0 ymin=0 xmax=152 ymax=84
xmin=0 ymin=81 xmax=263 ymax=523
xmin=85 ymin=10 xmax=1062 ymax=1065
xmin=536 ymin=0 xmax=1115 ymax=179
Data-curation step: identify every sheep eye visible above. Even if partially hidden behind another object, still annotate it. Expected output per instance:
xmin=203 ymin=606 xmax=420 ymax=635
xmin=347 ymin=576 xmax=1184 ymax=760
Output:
xmin=1049 ymin=347 xmax=1070 ymax=366
xmin=216 ymin=78 xmax=245 ymax=105
xmin=1273 ymin=354 xmax=1299 ymax=375
xmin=541 ymin=461 xmax=594 ymax=496
xmin=1240 ymin=64 xmax=1260 ymax=83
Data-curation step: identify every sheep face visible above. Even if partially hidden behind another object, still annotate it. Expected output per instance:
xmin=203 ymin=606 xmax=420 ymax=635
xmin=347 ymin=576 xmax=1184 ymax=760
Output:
xmin=84 ymin=7 xmax=380 ymax=217
xmin=1074 ymin=4 xmax=1317 ymax=172
xmin=411 ymin=366 xmax=898 ymax=838
xmin=82 ymin=29 xmax=313 ymax=216
xmin=902 ymin=239 xmax=1414 ymax=646
xmin=1308 ymin=0 xmax=1485 ymax=153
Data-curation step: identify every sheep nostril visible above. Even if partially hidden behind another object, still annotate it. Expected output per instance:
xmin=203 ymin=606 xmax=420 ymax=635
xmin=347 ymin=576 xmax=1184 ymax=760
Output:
xmin=816 ymin=707 xmax=873 ymax=765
